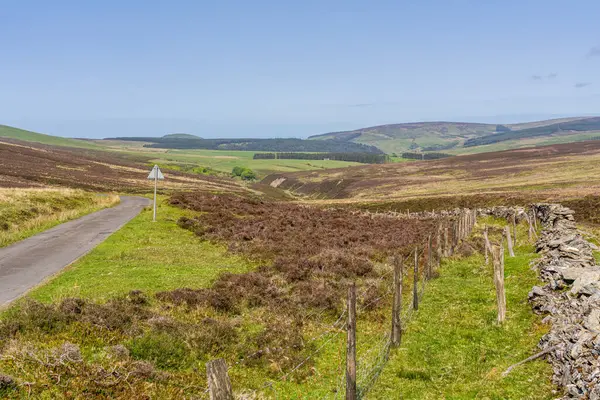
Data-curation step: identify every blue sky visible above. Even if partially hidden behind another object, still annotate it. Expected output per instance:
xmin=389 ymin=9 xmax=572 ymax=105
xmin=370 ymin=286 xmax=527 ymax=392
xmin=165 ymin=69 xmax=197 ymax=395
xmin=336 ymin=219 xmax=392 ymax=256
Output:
xmin=1 ymin=0 xmax=599 ymax=138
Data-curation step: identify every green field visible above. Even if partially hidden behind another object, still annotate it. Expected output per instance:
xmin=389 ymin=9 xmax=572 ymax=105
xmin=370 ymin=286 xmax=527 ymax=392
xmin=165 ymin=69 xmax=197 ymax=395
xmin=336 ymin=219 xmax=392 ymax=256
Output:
xmin=95 ymin=141 xmax=364 ymax=177
xmin=0 ymin=125 xmax=100 ymax=149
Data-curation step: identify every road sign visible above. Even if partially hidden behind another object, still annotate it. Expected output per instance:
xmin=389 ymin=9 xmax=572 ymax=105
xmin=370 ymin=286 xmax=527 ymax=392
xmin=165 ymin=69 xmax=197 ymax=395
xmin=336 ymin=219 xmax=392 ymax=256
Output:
xmin=148 ymin=165 xmax=164 ymax=222
xmin=147 ymin=165 xmax=164 ymax=180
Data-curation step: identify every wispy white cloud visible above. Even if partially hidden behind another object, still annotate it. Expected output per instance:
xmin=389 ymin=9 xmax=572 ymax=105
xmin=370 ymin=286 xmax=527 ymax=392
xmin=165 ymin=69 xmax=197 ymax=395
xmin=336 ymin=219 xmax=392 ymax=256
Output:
xmin=587 ymin=46 xmax=600 ymax=58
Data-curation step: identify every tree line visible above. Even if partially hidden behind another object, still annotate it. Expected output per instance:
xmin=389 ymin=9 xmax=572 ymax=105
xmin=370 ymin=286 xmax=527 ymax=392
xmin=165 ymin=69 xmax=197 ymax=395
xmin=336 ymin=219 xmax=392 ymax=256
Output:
xmin=401 ymin=152 xmax=453 ymax=160
xmin=464 ymin=117 xmax=600 ymax=147
xmin=253 ymin=152 xmax=390 ymax=164
xmin=109 ymin=137 xmax=383 ymax=153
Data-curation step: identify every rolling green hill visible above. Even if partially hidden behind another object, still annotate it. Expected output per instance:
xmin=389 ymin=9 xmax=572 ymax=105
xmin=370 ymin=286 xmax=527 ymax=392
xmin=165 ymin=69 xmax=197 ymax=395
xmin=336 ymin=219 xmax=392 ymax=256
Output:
xmin=0 ymin=124 xmax=367 ymax=179
xmin=463 ymin=117 xmax=600 ymax=147
xmin=308 ymin=117 xmax=596 ymax=154
xmin=0 ymin=125 xmax=99 ymax=149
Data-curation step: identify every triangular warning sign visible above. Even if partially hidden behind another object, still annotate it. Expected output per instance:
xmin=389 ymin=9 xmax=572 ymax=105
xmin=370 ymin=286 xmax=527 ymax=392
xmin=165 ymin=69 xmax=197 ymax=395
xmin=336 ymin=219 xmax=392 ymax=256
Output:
xmin=147 ymin=165 xmax=165 ymax=180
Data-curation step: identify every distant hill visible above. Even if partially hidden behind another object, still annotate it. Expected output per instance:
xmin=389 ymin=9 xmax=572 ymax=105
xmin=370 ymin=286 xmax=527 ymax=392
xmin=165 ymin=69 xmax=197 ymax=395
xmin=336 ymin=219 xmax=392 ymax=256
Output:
xmin=162 ymin=133 xmax=202 ymax=139
xmin=262 ymin=139 xmax=600 ymax=201
xmin=308 ymin=117 xmax=597 ymax=154
xmin=111 ymin=137 xmax=384 ymax=153
xmin=0 ymin=125 xmax=99 ymax=149
xmin=463 ymin=117 xmax=600 ymax=147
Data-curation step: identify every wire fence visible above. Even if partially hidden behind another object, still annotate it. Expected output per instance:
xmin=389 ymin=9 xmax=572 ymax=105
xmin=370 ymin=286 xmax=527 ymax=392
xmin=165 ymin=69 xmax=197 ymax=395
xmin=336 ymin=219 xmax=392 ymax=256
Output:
xmin=202 ymin=210 xmax=477 ymax=400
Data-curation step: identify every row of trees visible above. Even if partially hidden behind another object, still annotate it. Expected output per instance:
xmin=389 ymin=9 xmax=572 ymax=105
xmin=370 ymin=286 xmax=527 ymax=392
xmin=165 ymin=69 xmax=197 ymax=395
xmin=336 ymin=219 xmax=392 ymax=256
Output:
xmin=401 ymin=152 xmax=453 ymax=160
xmin=252 ymin=152 xmax=390 ymax=164
xmin=464 ymin=118 xmax=600 ymax=147
xmin=421 ymin=141 xmax=460 ymax=152
xmin=111 ymin=137 xmax=383 ymax=153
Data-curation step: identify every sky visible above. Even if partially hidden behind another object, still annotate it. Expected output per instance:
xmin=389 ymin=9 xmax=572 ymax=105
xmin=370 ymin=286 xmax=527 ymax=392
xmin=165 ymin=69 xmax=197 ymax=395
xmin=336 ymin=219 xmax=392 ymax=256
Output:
xmin=1 ymin=0 xmax=599 ymax=139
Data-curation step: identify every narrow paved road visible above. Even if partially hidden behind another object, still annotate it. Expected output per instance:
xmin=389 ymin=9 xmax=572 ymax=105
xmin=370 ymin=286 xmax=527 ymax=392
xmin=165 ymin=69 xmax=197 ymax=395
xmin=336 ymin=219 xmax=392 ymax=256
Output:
xmin=0 ymin=196 xmax=150 ymax=306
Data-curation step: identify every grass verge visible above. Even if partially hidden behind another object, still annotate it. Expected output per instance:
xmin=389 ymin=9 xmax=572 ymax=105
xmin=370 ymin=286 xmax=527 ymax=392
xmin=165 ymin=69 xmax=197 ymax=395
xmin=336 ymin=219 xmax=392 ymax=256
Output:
xmin=27 ymin=197 xmax=255 ymax=303
xmin=0 ymin=188 xmax=119 ymax=248
xmin=369 ymin=219 xmax=554 ymax=399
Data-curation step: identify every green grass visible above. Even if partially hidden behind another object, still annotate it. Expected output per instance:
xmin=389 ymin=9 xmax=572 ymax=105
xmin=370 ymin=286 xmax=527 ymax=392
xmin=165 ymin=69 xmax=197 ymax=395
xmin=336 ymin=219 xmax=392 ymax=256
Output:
xmin=28 ymin=197 xmax=255 ymax=303
xmin=369 ymin=222 xmax=553 ymax=399
xmin=95 ymin=142 xmax=364 ymax=178
xmin=0 ymin=124 xmax=100 ymax=149
xmin=0 ymin=205 xmax=554 ymax=399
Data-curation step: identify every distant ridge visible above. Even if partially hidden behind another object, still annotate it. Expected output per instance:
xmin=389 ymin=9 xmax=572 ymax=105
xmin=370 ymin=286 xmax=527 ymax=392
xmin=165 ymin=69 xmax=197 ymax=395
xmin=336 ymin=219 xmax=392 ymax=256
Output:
xmin=308 ymin=117 xmax=599 ymax=154
xmin=0 ymin=124 xmax=99 ymax=149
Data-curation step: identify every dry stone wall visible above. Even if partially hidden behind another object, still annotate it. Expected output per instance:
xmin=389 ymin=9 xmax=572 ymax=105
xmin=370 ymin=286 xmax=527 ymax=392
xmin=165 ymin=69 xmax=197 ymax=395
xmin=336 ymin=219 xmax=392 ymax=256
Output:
xmin=528 ymin=203 xmax=600 ymax=399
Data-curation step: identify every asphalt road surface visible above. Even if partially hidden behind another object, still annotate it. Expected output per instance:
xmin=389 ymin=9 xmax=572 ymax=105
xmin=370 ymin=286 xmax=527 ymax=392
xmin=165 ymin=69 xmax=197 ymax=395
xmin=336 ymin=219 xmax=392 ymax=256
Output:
xmin=0 ymin=196 xmax=150 ymax=306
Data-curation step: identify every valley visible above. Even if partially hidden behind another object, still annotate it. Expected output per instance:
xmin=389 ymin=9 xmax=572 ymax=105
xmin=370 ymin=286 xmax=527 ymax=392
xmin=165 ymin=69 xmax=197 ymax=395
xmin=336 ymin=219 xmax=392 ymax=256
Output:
xmin=1 ymin=124 xmax=599 ymax=398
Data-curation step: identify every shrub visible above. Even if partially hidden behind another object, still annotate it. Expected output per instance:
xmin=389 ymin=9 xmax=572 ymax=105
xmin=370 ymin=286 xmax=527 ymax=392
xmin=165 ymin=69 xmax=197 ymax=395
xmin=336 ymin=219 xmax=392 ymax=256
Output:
xmin=231 ymin=166 xmax=257 ymax=181
xmin=231 ymin=166 xmax=245 ymax=177
xmin=127 ymin=332 xmax=189 ymax=370
xmin=0 ymin=374 xmax=16 ymax=391
xmin=185 ymin=318 xmax=238 ymax=355
xmin=156 ymin=287 xmax=238 ymax=312
xmin=240 ymin=168 xmax=257 ymax=181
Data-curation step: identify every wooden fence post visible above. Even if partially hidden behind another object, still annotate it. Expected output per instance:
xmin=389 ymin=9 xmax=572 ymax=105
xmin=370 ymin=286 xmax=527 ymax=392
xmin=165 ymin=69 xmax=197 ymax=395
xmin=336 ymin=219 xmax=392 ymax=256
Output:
xmin=391 ymin=256 xmax=403 ymax=347
xmin=427 ymin=235 xmax=432 ymax=279
xmin=526 ymin=213 xmax=537 ymax=241
xmin=413 ymin=247 xmax=419 ymax=311
xmin=346 ymin=283 xmax=357 ymax=400
xmin=436 ymin=223 xmax=443 ymax=266
xmin=206 ymin=359 xmax=234 ymax=400
xmin=491 ymin=244 xmax=506 ymax=323
xmin=451 ymin=221 xmax=457 ymax=255
xmin=483 ymin=226 xmax=490 ymax=265
xmin=443 ymin=226 xmax=449 ymax=257
xmin=511 ymin=215 xmax=517 ymax=247
xmin=505 ymin=226 xmax=515 ymax=257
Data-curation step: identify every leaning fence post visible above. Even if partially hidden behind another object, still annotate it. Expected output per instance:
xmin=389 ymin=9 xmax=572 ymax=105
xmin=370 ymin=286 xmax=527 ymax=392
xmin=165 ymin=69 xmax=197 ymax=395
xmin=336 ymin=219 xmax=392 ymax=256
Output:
xmin=391 ymin=256 xmax=403 ymax=347
xmin=346 ymin=283 xmax=357 ymax=400
xmin=526 ymin=214 xmax=533 ymax=241
xmin=206 ymin=359 xmax=234 ymax=400
xmin=505 ymin=226 xmax=515 ymax=257
xmin=413 ymin=247 xmax=419 ymax=311
xmin=492 ymin=243 xmax=507 ymax=323
xmin=526 ymin=213 xmax=537 ymax=241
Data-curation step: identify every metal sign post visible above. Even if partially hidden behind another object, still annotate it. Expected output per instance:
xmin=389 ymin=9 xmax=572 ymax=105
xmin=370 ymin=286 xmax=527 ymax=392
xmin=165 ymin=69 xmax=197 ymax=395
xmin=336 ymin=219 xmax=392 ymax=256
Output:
xmin=147 ymin=165 xmax=165 ymax=222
